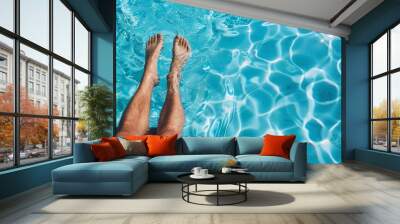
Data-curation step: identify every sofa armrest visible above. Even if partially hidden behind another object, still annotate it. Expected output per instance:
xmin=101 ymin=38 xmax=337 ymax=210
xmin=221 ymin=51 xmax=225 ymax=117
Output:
xmin=73 ymin=140 xmax=100 ymax=163
xmin=289 ymin=142 xmax=307 ymax=182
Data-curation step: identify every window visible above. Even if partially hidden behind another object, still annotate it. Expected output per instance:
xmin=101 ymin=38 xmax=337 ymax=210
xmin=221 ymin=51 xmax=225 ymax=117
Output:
xmin=0 ymin=55 xmax=7 ymax=67
xmin=20 ymin=0 xmax=49 ymax=48
xmin=0 ymin=116 xmax=13 ymax=170
xmin=28 ymin=67 xmax=34 ymax=80
xmin=0 ymin=34 xmax=13 ymax=113
xmin=35 ymin=84 xmax=40 ymax=95
xmin=42 ymin=85 xmax=46 ymax=97
xmin=0 ymin=0 xmax=91 ymax=170
xmin=35 ymin=70 xmax=41 ymax=81
xmin=74 ymin=18 xmax=90 ymax=70
xmin=370 ymin=23 xmax=400 ymax=154
xmin=74 ymin=69 xmax=89 ymax=118
xmin=0 ymin=0 xmax=14 ymax=32
xmin=53 ymin=0 xmax=72 ymax=60
xmin=53 ymin=59 xmax=72 ymax=117
xmin=28 ymin=81 xmax=34 ymax=94
xmin=0 ymin=71 xmax=6 ymax=85
xmin=53 ymin=119 xmax=72 ymax=158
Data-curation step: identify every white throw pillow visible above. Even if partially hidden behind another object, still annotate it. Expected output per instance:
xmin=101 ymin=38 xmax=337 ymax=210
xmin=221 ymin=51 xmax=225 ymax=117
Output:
xmin=119 ymin=138 xmax=147 ymax=156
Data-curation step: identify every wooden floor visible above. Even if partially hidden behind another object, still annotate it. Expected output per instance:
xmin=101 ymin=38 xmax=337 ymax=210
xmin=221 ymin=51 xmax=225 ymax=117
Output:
xmin=1 ymin=162 xmax=400 ymax=224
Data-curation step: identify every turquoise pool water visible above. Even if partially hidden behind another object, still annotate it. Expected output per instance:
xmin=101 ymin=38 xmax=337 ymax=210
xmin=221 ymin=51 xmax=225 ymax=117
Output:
xmin=116 ymin=0 xmax=342 ymax=163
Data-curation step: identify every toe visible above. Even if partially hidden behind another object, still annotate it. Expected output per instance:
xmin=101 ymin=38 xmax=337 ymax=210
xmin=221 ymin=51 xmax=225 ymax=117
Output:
xmin=179 ymin=37 xmax=184 ymax=46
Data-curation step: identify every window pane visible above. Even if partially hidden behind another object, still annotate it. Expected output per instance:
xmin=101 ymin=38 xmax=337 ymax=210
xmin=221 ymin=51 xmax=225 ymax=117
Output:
xmin=372 ymin=77 xmax=387 ymax=119
xmin=53 ymin=119 xmax=72 ymax=157
xmin=20 ymin=117 xmax=49 ymax=165
xmin=391 ymin=72 xmax=400 ymax=118
xmin=391 ymin=24 xmax=400 ymax=70
xmin=75 ymin=120 xmax=88 ymax=143
xmin=0 ymin=34 xmax=14 ymax=112
xmin=53 ymin=59 xmax=72 ymax=117
xmin=74 ymin=69 xmax=89 ymax=118
xmin=74 ymin=18 xmax=89 ymax=70
xmin=0 ymin=0 xmax=14 ymax=31
xmin=0 ymin=116 xmax=13 ymax=170
xmin=20 ymin=44 xmax=49 ymax=115
xmin=372 ymin=33 xmax=387 ymax=76
xmin=20 ymin=0 xmax=49 ymax=49
xmin=372 ymin=121 xmax=388 ymax=151
xmin=53 ymin=0 xmax=72 ymax=60
xmin=391 ymin=120 xmax=400 ymax=153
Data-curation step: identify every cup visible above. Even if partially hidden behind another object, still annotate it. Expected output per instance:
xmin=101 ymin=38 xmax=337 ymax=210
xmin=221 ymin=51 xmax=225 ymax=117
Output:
xmin=191 ymin=167 xmax=202 ymax=176
xmin=200 ymin=169 xmax=208 ymax=176
xmin=221 ymin=167 xmax=232 ymax=174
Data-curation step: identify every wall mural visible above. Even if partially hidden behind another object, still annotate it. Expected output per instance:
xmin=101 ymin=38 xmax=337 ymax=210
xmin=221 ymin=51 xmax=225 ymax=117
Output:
xmin=116 ymin=0 xmax=342 ymax=163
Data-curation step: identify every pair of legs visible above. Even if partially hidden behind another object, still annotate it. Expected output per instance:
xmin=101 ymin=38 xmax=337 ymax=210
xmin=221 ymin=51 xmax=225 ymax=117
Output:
xmin=117 ymin=34 xmax=191 ymax=137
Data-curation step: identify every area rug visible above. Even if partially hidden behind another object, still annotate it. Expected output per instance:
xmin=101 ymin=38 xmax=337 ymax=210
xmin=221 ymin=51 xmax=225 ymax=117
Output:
xmin=37 ymin=183 xmax=362 ymax=214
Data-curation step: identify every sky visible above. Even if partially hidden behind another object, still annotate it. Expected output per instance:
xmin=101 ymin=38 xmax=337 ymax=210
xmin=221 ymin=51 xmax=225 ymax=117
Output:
xmin=0 ymin=0 xmax=89 ymax=73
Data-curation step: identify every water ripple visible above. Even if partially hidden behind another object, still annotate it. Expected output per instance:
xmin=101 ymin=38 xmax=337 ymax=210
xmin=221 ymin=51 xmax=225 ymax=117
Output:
xmin=116 ymin=0 xmax=342 ymax=164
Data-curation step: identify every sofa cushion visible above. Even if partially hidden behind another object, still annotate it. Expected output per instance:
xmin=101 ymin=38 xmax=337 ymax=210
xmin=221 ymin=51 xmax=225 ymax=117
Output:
xmin=146 ymin=134 xmax=178 ymax=157
xmin=101 ymin=137 xmax=127 ymax=158
xmin=260 ymin=134 xmax=296 ymax=159
xmin=179 ymin=137 xmax=235 ymax=155
xmin=236 ymin=137 xmax=263 ymax=155
xmin=91 ymin=142 xmax=118 ymax=161
xmin=236 ymin=155 xmax=293 ymax=172
xmin=149 ymin=154 xmax=235 ymax=172
xmin=53 ymin=157 xmax=148 ymax=183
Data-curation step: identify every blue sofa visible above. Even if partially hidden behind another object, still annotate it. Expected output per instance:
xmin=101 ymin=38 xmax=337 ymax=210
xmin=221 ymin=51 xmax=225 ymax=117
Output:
xmin=52 ymin=137 xmax=307 ymax=196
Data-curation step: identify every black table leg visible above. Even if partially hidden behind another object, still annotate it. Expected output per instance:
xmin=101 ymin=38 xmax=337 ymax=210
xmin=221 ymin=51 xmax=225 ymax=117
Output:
xmin=245 ymin=183 xmax=247 ymax=201
xmin=216 ymin=184 xmax=219 ymax=206
xmin=187 ymin=184 xmax=190 ymax=202
xmin=195 ymin=184 xmax=198 ymax=192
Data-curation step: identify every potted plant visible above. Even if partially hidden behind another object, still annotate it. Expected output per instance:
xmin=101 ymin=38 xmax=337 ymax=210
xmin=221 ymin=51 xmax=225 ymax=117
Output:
xmin=79 ymin=84 xmax=113 ymax=140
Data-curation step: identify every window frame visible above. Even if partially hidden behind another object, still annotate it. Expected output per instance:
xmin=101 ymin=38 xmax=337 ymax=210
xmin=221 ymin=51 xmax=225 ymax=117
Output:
xmin=370 ymin=20 xmax=400 ymax=154
xmin=0 ymin=0 xmax=92 ymax=171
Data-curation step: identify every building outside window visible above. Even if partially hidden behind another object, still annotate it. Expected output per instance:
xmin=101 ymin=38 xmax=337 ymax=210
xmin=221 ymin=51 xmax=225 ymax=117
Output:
xmin=0 ymin=0 xmax=91 ymax=170
xmin=370 ymin=23 xmax=400 ymax=154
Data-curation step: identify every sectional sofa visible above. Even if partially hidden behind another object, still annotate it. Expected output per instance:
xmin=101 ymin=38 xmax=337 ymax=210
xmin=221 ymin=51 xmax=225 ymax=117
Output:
xmin=52 ymin=137 xmax=307 ymax=196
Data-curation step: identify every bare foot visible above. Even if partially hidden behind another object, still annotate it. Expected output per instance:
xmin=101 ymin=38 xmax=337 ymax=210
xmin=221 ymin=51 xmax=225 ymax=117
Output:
xmin=170 ymin=36 xmax=191 ymax=76
xmin=168 ymin=36 xmax=191 ymax=91
xmin=143 ymin=33 xmax=163 ymax=86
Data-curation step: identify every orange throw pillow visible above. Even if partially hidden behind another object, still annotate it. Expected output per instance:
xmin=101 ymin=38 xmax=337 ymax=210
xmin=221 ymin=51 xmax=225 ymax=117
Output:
xmin=101 ymin=137 xmax=126 ymax=158
xmin=146 ymin=134 xmax=177 ymax=157
xmin=124 ymin=135 xmax=148 ymax=141
xmin=260 ymin=134 xmax=296 ymax=159
xmin=91 ymin=142 xmax=117 ymax=161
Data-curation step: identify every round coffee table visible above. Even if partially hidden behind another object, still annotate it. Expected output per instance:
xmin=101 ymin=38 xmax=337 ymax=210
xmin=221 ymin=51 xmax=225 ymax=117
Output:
xmin=177 ymin=173 xmax=255 ymax=206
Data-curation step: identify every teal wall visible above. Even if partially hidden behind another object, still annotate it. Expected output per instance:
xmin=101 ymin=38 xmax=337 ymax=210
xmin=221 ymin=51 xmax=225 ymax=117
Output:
xmin=346 ymin=0 xmax=400 ymax=171
xmin=92 ymin=32 xmax=114 ymax=87
xmin=0 ymin=158 xmax=72 ymax=199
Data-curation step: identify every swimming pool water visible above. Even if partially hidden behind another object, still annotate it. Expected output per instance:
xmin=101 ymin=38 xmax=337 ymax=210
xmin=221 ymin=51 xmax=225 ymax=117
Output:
xmin=116 ymin=0 xmax=342 ymax=164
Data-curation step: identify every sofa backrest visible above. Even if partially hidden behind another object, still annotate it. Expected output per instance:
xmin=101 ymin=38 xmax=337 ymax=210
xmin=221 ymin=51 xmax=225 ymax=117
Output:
xmin=236 ymin=137 xmax=263 ymax=155
xmin=73 ymin=139 xmax=100 ymax=163
xmin=178 ymin=137 xmax=236 ymax=155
